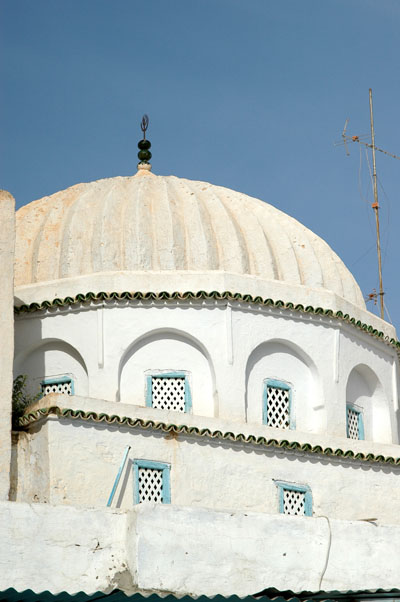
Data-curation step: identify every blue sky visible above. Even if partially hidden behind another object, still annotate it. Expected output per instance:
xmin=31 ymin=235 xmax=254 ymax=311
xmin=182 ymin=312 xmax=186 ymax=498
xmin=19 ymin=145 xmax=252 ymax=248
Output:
xmin=1 ymin=0 xmax=400 ymax=327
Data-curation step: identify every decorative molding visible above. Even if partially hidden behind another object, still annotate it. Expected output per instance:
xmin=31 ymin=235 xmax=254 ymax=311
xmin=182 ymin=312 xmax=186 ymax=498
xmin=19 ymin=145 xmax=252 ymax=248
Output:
xmin=13 ymin=290 xmax=400 ymax=352
xmin=18 ymin=405 xmax=400 ymax=467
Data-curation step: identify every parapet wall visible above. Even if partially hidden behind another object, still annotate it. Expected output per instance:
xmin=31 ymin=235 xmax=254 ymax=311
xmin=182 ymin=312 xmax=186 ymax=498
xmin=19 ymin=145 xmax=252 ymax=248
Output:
xmin=1 ymin=500 xmax=400 ymax=595
xmin=0 ymin=191 xmax=15 ymax=500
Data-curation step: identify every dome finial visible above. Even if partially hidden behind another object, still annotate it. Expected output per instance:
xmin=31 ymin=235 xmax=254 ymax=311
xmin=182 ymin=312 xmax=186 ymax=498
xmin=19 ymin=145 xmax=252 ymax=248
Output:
xmin=137 ymin=114 xmax=152 ymax=171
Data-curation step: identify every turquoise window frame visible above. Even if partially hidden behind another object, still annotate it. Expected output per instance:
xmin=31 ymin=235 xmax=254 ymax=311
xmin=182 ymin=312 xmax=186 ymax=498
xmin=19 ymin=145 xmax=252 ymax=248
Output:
xmin=41 ymin=376 xmax=74 ymax=396
xmin=262 ymin=379 xmax=294 ymax=429
xmin=133 ymin=459 xmax=171 ymax=504
xmin=275 ymin=481 xmax=312 ymax=517
xmin=346 ymin=404 xmax=365 ymax=440
xmin=145 ymin=372 xmax=192 ymax=412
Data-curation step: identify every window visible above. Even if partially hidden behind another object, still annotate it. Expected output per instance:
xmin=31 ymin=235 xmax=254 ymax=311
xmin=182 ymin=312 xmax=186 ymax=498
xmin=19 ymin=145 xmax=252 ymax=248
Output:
xmin=275 ymin=481 xmax=312 ymax=517
xmin=133 ymin=460 xmax=171 ymax=504
xmin=146 ymin=372 xmax=191 ymax=413
xmin=346 ymin=404 xmax=364 ymax=440
xmin=263 ymin=379 xmax=293 ymax=429
xmin=41 ymin=376 xmax=74 ymax=396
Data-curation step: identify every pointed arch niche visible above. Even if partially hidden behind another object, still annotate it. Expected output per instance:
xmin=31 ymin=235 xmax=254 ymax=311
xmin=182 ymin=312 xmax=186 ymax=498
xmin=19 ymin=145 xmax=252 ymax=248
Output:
xmin=245 ymin=339 xmax=321 ymax=433
xmin=346 ymin=364 xmax=391 ymax=443
xmin=119 ymin=329 xmax=216 ymax=417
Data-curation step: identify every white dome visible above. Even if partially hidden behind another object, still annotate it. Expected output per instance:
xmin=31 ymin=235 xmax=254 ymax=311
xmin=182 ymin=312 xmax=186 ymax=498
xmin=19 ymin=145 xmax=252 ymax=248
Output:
xmin=15 ymin=170 xmax=365 ymax=310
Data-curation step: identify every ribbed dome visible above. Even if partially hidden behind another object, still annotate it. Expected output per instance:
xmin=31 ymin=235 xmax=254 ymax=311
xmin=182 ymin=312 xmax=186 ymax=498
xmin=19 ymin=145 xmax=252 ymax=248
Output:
xmin=15 ymin=171 xmax=365 ymax=309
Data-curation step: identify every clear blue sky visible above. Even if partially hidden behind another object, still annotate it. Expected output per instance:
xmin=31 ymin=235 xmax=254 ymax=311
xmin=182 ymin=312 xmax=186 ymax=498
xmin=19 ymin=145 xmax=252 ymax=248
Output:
xmin=1 ymin=0 xmax=399 ymax=327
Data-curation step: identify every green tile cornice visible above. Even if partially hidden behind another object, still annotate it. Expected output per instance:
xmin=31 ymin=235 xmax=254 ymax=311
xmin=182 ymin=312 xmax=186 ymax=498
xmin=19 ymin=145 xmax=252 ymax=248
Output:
xmin=18 ymin=405 xmax=400 ymax=467
xmin=13 ymin=290 xmax=400 ymax=351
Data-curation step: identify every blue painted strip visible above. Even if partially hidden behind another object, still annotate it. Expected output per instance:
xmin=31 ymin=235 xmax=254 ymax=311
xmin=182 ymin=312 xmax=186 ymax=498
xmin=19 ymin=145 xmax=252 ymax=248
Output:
xmin=145 ymin=375 xmax=153 ymax=407
xmin=133 ymin=459 xmax=170 ymax=470
xmin=41 ymin=376 xmax=72 ymax=385
xmin=358 ymin=412 xmax=365 ymax=440
xmin=162 ymin=466 xmax=171 ymax=503
xmin=133 ymin=462 xmax=140 ymax=504
xmin=184 ymin=377 xmax=192 ymax=413
xmin=107 ymin=445 xmax=131 ymax=507
xmin=153 ymin=372 xmax=186 ymax=378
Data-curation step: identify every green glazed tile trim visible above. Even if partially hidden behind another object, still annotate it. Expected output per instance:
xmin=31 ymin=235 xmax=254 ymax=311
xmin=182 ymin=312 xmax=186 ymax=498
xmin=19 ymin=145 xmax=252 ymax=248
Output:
xmin=18 ymin=405 xmax=400 ymax=467
xmin=13 ymin=290 xmax=400 ymax=351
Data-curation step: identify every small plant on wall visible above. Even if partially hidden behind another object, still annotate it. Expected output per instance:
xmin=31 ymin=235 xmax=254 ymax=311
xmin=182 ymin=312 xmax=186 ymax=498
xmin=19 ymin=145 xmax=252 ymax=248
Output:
xmin=12 ymin=375 xmax=41 ymax=429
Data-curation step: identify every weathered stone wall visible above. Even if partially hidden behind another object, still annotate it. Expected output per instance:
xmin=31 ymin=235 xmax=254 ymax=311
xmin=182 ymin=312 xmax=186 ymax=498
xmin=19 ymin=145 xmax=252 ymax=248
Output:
xmin=0 ymin=191 xmax=15 ymax=500
xmin=1 ymin=500 xmax=400 ymax=595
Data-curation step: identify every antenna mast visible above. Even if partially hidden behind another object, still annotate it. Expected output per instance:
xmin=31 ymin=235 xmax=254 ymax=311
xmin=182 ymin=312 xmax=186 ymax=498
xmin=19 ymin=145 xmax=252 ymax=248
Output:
xmin=335 ymin=91 xmax=400 ymax=321
xmin=369 ymin=88 xmax=384 ymax=320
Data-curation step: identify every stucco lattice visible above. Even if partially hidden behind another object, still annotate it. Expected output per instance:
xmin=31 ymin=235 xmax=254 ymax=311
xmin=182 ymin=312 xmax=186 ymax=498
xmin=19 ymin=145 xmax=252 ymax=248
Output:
xmin=283 ymin=489 xmax=305 ymax=515
xmin=138 ymin=467 xmax=163 ymax=503
xmin=267 ymin=386 xmax=290 ymax=429
xmin=152 ymin=377 xmax=185 ymax=412
xmin=42 ymin=381 xmax=72 ymax=396
xmin=347 ymin=408 xmax=360 ymax=440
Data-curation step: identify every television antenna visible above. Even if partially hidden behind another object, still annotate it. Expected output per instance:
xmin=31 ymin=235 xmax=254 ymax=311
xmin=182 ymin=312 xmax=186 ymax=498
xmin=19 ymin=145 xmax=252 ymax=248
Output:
xmin=335 ymin=89 xmax=400 ymax=320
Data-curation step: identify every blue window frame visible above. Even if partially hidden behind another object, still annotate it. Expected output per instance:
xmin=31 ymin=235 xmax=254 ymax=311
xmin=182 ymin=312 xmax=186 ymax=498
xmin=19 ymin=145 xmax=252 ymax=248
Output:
xmin=41 ymin=376 xmax=74 ymax=396
xmin=262 ymin=379 xmax=294 ymax=429
xmin=146 ymin=372 xmax=192 ymax=413
xmin=346 ymin=404 xmax=365 ymax=440
xmin=133 ymin=459 xmax=171 ymax=504
xmin=275 ymin=481 xmax=312 ymax=517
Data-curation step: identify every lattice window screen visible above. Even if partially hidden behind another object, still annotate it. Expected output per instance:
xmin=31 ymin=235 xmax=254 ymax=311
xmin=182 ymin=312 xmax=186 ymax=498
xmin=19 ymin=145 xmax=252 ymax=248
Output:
xmin=347 ymin=407 xmax=360 ymax=439
xmin=138 ymin=467 xmax=163 ymax=503
xmin=152 ymin=377 xmax=186 ymax=412
xmin=266 ymin=386 xmax=290 ymax=429
xmin=42 ymin=380 xmax=72 ymax=396
xmin=283 ymin=489 xmax=306 ymax=515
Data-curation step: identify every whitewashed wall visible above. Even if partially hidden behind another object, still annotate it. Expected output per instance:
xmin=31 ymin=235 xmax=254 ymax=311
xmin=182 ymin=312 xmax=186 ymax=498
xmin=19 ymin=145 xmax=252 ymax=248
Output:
xmin=14 ymin=301 xmax=398 ymax=444
xmin=0 ymin=191 xmax=15 ymax=500
xmin=2 ymin=499 xmax=400 ymax=595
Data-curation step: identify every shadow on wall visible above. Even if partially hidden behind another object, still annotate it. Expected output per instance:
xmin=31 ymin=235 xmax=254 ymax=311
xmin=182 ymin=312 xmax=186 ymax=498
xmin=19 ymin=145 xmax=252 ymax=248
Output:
xmin=346 ymin=364 xmax=391 ymax=443
xmin=245 ymin=339 xmax=322 ymax=432
xmin=117 ymin=329 xmax=217 ymax=417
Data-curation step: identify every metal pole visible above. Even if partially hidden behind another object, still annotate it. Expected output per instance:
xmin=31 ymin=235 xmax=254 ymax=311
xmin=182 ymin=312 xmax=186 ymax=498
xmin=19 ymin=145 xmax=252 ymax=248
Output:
xmin=369 ymin=88 xmax=384 ymax=320
xmin=107 ymin=445 xmax=131 ymax=507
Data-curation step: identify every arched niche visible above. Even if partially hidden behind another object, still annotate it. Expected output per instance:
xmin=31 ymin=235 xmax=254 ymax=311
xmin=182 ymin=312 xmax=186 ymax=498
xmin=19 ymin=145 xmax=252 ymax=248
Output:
xmin=245 ymin=339 xmax=320 ymax=432
xmin=119 ymin=329 xmax=216 ymax=417
xmin=346 ymin=364 xmax=391 ymax=443
xmin=14 ymin=338 xmax=89 ymax=398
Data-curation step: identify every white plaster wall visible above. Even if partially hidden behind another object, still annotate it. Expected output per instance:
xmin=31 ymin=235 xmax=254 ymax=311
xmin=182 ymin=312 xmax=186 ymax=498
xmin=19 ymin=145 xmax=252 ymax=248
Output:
xmin=246 ymin=341 xmax=314 ymax=430
xmin=14 ymin=301 xmax=399 ymax=443
xmin=0 ymin=191 xmax=15 ymax=500
xmin=2 ymin=500 xmax=400 ymax=595
xmin=0 ymin=501 xmax=129 ymax=594
xmin=15 ymin=416 xmax=400 ymax=524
